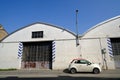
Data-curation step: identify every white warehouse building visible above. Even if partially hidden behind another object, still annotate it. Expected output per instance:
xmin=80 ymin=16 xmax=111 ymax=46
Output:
xmin=81 ymin=15 xmax=120 ymax=69
xmin=0 ymin=15 xmax=120 ymax=70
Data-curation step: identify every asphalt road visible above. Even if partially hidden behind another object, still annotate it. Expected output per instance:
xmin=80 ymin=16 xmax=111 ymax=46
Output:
xmin=0 ymin=69 xmax=120 ymax=80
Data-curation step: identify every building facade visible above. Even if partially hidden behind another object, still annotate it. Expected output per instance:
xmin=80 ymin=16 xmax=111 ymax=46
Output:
xmin=0 ymin=23 xmax=80 ymax=69
xmin=0 ymin=24 xmax=8 ymax=41
xmin=81 ymin=15 xmax=120 ymax=69
xmin=0 ymin=16 xmax=120 ymax=70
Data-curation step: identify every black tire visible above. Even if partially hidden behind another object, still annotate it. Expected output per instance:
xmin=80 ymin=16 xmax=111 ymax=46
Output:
xmin=70 ymin=68 xmax=76 ymax=74
xmin=93 ymin=68 xmax=100 ymax=74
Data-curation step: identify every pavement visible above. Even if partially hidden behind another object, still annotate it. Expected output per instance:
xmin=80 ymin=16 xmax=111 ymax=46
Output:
xmin=0 ymin=69 xmax=120 ymax=80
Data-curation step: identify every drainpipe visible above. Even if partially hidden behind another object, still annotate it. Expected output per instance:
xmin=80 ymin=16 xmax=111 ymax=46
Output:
xmin=75 ymin=10 xmax=79 ymax=46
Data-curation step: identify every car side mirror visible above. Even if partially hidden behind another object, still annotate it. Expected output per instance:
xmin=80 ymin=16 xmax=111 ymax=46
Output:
xmin=87 ymin=62 xmax=91 ymax=65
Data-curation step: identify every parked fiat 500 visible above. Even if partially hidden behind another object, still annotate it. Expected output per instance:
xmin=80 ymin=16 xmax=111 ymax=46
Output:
xmin=68 ymin=58 xmax=101 ymax=74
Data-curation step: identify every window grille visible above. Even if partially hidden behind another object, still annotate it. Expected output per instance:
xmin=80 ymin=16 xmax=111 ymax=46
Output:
xmin=22 ymin=42 xmax=52 ymax=62
xmin=111 ymin=38 xmax=120 ymax=55
xmin=32 ymin=31 xmax=43 ymax=38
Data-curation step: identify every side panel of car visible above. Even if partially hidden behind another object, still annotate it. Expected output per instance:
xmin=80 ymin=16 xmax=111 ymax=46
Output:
xmin=75 ymin=63 xmax=93 ymax=72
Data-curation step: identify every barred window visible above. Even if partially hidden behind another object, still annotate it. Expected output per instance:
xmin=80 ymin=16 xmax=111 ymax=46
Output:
xmin=111 ymin=38 xmax=120 ymax=55
xmin=32 ymin=31 xmax=43 ymax=38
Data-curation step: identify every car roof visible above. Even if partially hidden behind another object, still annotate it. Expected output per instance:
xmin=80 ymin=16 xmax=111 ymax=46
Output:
xmin=72 ymin=58 xmax=86 ymax=61
xmin=70 ymin=58 xmax=88 ymax=63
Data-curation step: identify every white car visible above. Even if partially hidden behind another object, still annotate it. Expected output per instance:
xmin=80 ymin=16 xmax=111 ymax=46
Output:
xmin=68 ymin=58 xmax=101 ymax=74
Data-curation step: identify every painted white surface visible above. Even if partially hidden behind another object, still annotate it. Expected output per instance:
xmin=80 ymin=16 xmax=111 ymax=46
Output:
xmin=0 ymin=42 xmax=21 ymax=69
xmin=1 ymin=15 xmax=120 ymax=70
xmin=53 ymin=40 xmax=81 ymax=70
xmin=81 ymin=16 xmax=120 ymax=69
xmin=0 ymin=23 xmax=78 ymax=69
xmin=83 ymin=16 xmax=120 ymax=38
xmin=3 ymin=23 xmax=75 ymax=42
xmin=80 ymin=39 xmax=102 ymax=66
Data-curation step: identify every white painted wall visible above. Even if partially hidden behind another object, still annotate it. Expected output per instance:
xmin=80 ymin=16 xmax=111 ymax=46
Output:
xmin=3 ymin=23 xmax=75 ymax=42
xmin=82 ymin=16 xmax=120 ymax=38
xmin=53 ymin=40 xmax=81 ymax=70
xmin=81 ymin=16 xmax=120 ymax=69
xmin=0 ymin=42 xmax=21 ymax=69
xmin=80 ymin=39 xmax=103 ymax=67
xmin=80 ymin=38 xmax=115 ymax=69
xmin=0 ymin=23 xmax=78 ymax=69
xmin=1 ymin=15 xmax=119 ymax=70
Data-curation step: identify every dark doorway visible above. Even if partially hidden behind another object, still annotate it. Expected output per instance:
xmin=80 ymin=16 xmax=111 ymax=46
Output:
xmin=111 ymin=38 xmax=120 ymax=69
xmin=21 ymin=41 xmax=52 ymax=69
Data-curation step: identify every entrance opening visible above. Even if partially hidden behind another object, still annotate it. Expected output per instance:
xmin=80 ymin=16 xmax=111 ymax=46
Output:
xmin=21 ymin=41 xmax=52 ymax=69
xmin=111 ymin=38 xmax=120 ymax=69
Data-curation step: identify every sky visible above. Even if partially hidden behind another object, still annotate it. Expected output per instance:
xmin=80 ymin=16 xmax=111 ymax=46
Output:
xmin=0 ymin=0 xmax=120 ymax=35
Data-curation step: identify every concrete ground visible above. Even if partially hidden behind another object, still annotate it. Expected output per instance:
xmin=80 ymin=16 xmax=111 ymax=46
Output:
xmin=0 ymin=69 xmax=120 ymax=80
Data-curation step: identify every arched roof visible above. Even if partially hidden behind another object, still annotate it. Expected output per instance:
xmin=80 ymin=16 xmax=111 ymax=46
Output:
xmin=1 ymin=22 xmax=76 ymax=41
xmin=82 ymin=15 xmax=120 ymax=37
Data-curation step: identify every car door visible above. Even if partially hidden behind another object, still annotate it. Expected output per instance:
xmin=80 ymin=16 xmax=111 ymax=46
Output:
xmin=74 ymin=60 xmax=83 ymax=72
xmin=75 ymin=60 xmax=93 ymax=72
xmin=79 ymin=60 xmax=93 ymax=72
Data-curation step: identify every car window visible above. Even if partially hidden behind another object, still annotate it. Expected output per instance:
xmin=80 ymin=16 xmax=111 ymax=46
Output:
xmin=80 ymin=60 xmax=87 ymax=64
xmin=74 ymin=60 xmax=86 ymax=64
xmin=81 ymin=60 xmax=91 ymax=64
xmin=74 ymin=60 xmax=80 ymax=63
xmin=74 ymin=60 xmax=91 ymax=64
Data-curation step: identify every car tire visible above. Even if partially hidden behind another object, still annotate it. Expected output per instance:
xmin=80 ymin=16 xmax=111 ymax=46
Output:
xmin=70 ymin=68 xmax=76 ymax=74
xmin=93 ymin=68 xmax=100 ymax=74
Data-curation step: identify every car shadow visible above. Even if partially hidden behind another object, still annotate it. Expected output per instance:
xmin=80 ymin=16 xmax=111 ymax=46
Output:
xmin=63 ymin=68 xmax=70 ymax=73
xmin=63 ymin=68 xmax=93 ymax=74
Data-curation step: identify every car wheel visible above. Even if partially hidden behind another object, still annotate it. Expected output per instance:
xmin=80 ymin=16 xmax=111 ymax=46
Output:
xmin=93 ymin=68 xmax=100 ymax=74
xmin=70 ymin=68 xmax=76 ymax=74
